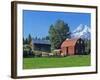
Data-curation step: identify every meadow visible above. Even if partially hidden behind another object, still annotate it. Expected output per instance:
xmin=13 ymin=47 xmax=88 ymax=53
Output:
xmin=23 ymin=55 xmax=90 ymax=69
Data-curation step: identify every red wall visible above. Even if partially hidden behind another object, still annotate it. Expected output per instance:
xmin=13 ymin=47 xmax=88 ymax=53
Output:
xmin=61 ymin=46 xmax=75 ymax=56
xmin=68 ymin=47 xmax=74 ymax=55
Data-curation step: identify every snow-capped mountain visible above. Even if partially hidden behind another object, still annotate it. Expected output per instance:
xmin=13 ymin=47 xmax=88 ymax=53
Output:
xmin=71 ymin=24 xmax=91 ymax=40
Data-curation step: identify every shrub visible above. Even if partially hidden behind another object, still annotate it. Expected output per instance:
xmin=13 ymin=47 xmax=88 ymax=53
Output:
xmin=23 ymin=50 xmax=35 ymax=58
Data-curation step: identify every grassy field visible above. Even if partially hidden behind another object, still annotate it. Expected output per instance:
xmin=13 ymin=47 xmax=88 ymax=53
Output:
xmin=23 ymin=55 xmax=90 ymax=69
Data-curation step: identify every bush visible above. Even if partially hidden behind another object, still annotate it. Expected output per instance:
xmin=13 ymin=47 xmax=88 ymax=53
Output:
xmin=23 ymin=50 xmax=35 ymax=58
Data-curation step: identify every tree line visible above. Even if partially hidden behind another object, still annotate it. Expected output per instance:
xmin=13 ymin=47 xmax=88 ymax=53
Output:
xmin=23 ymin=34 xmax=32 ymax=44
xmin=23 ymin=35 xmax=50 ymax=45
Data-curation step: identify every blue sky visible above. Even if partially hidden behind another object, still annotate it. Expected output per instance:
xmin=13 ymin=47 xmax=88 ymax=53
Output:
xmin=23 ymin=10 xmax=91 ymax=38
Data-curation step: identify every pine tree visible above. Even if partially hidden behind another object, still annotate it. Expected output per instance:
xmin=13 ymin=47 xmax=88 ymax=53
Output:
xmin=23 ymin=37 xmax=25 ymax=44
xmin=28 ymin=34 xmax=32 ymax=44
xmin=49 ymin=20 xmax=70 ymax=50
xmin=25 ymin=38 xmax=28 ymax=44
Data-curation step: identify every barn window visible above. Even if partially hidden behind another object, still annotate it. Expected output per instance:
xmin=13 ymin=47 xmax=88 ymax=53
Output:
xmin=76 ymin=49 xmax=78 ymax=53
xmin=77 ymin=41 xmax=79 ymax=43
xmin=81 ymin=41 xmax=83 ymax=44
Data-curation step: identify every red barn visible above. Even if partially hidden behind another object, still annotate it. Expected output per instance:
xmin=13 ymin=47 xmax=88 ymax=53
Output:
xmin=61 ymin=38 xmax=85 ymax=56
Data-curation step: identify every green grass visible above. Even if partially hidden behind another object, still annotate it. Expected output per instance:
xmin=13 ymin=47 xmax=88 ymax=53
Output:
xmin=23 ymin=55 xmax=90 ymax=69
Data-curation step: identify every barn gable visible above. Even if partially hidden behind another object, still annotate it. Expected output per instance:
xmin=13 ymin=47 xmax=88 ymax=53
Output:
xmin=61 ymin=38 xmax=78 ymax=47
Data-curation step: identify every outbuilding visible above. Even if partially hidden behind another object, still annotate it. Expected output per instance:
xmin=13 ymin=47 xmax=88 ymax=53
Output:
xmin=30 ymin=39 xmax=51 ymax=52
xmin=61 ymin=38 xmax=85 ymax=56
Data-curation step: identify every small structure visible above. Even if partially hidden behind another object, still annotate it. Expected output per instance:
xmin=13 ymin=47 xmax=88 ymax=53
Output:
xmin=53 ymin=49 xmax=61 ymax=56
xmin=41 ymin=52 xmax=49 ymax=57
xmin=61 ymin=38 xmax=85 ymax=56
xmin=30 ymin=39 xmax=51 ymax=52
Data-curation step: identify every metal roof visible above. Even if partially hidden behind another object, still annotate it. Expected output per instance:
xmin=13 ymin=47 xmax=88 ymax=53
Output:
xmin=32 ymin=39 xmax=51 ymax=45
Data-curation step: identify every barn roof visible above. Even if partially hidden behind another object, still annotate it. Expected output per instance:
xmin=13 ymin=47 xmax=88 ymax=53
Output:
xmin=61 ymin=38 xmax=79 ymax=47
xmin=32 ymin=39 xmax=51 ymax=45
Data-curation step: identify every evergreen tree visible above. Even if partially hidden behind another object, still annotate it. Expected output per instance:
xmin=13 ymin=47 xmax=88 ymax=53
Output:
xmin=35 ymin=36 xmax=38 ymax=40
xmin=25 ymin=38 xmax=28 ymax=44
xmin=28 ymin=34 xmax=33 ymax=50
xmin=42 ymin=36 xmax=49 ymax=40
xmin=45 ymin=36 xmax=49 ymax=40
xmin=85 ymin=39 xmax=91 ymax=54
xmin=49 ymin=20 xmax=70 ymax=50
xmin=23 ymin=37 xmax=25 ymax=44
xmin=28 ymin=34 xmax=32 ymax=44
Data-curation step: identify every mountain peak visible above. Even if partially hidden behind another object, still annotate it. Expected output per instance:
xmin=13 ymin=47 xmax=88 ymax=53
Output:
xmin=73 ymin=24 xmax=84 ymax=33
xmin=71 ymin=24 xmax=91 ymax=40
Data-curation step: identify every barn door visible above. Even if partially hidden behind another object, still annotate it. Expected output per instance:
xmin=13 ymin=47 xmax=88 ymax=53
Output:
xmin=66 ymin=47 xmax=68 ymax=55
